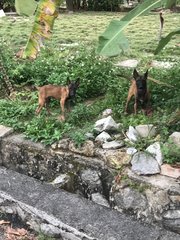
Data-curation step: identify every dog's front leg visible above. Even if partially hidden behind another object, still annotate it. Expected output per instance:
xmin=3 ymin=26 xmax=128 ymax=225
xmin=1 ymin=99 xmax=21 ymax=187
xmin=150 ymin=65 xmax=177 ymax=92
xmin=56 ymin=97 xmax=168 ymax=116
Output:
xmin=134 ymin=98 xmax=138 ymax=114
xmin=59 ymin=97 xmax=66 ymax=121
xmin=125 ymin=92 xmax=133 ymax=113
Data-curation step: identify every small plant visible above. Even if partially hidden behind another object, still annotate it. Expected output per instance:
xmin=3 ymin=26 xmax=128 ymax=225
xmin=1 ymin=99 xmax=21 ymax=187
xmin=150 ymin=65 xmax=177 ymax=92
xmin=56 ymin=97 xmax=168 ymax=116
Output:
xmin=69 ymin=130 xmax=86 ymax=147
xmin=161 ymin=140 xmax=180 ymax=164
xmin=37 ymin=232 xmax=56 ymax=240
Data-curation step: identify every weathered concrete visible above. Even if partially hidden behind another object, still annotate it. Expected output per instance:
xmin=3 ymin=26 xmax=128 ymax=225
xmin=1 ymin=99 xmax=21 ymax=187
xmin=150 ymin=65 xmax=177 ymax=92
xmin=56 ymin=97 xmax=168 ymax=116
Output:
xmin=0 ymin=167 xmax=179 ymax=240
xmin=0 ymin=127 xmax=180 ymax=234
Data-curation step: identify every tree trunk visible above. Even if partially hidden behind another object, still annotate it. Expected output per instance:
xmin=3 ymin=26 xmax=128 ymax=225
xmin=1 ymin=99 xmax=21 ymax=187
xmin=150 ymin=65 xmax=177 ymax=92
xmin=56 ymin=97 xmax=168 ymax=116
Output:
xmin=66 ymin=0 xmax=74 ymax=11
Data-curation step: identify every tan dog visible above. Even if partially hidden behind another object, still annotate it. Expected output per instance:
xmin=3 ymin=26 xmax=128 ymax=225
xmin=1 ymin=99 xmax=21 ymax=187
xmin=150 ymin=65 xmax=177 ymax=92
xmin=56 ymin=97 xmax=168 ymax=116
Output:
xmin=35 ymin=79 xmax=80 ymax=121
xmin=125 ymin=69 xmax=150 ymax=114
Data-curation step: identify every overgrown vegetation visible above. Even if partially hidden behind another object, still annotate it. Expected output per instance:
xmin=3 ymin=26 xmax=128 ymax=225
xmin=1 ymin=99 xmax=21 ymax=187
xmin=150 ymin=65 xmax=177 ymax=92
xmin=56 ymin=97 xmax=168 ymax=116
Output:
xmin=0 ymin=12 xmax=179 ymax=163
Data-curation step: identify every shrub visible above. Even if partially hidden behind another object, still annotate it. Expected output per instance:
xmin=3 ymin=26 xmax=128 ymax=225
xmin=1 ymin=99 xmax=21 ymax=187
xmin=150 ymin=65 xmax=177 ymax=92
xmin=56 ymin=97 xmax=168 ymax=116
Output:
xmin=87 ymin=0 xmax=123 ymax=11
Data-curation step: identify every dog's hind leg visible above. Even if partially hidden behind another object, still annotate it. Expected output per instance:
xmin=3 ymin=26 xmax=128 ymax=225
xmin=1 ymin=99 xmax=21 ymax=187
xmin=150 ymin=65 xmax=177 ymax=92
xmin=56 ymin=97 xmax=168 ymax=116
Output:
xmin=35 ymin=97 xmax=45 ymax=115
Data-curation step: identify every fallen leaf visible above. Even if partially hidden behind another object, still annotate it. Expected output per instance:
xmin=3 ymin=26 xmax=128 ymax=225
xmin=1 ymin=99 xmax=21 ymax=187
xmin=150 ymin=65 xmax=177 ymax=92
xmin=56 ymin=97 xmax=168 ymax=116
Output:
xmin=6 ymin=226 xmax=27 ymax=236
xmin=0 ymin=220 xmax=10 ymax=225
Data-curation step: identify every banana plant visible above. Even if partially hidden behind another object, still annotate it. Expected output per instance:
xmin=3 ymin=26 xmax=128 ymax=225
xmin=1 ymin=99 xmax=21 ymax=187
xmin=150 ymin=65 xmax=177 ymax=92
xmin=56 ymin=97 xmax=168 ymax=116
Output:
xmin=155 ymin=29 xmax=180 ymax=54
xmin=96 ymin=0 xmax=175 ymax=57
xmin=15 ymin=0 xmax=63 ymax=59
xmin=15 ymin=0 xmax=37 ymax=16
xmin=165 ymin=0 xmax=177 ymax=9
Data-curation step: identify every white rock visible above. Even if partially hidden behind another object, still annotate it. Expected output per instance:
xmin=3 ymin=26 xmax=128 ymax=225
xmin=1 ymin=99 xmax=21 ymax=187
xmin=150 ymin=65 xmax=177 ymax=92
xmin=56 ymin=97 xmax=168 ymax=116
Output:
xmin=131 ymin=152 xmax=160 ymax=175
xmin=135 ymin=124 xmax=157 ymax=138
xmin=0 ymin=125 xmax=13 ymax=138
xmin=91 ymin=193 xmax=110 ymax=208
xmin=94 ymin=116 xmax=119 ymax=133
xmin=102 ymin=108 xmax=112 ymax=117
xmin=150 ymin=60 xmax=174 ymax=69
xmin=126 ymin=147 xmax=137 ymax=155
xmin=0 ymin=10 xmax=6 ymax=18
xmin=146 ymin=142 xmax=163 ymax=165
xmin=126 ymin=126 xmax=139 ymax=142
xmin=169 ymin=132 xmax=180 ymax=148
xmin=95 ymin=131 xmax=112 ymax=143
xmin=114 ymin=59 xmax=139 ymax=68
xmin=102 ymin=140 xmax=124 ymax=150
xmin=50 ymin=174 xmax=70 ymax=185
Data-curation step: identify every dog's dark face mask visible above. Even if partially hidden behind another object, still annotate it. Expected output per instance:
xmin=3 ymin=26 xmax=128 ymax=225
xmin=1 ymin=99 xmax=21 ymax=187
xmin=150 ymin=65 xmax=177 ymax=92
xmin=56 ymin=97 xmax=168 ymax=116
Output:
xmin=133 ymin=69 xmax=148 ymax=100
xmin=68 ymin=79 xmax=80 ymax=99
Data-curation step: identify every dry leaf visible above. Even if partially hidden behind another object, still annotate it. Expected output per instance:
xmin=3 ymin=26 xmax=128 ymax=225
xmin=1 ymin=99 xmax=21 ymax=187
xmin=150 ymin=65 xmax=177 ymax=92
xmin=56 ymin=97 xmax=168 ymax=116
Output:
xmin=0 ymin=220 xmax=10 ymax=225
xmin=6 ymin=226 xmax=27 ymax=236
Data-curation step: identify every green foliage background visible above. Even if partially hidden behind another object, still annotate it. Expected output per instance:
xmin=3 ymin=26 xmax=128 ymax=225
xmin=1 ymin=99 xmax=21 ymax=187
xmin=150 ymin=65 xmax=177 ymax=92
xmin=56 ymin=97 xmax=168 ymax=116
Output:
xmin=0 ymin=11 xmax=179 ymax=155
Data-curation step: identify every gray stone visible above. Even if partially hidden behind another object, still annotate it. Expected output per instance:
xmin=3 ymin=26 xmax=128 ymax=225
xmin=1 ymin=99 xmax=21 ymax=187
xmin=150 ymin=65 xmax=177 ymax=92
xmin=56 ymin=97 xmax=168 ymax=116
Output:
xmin=146 ymin=189 xmax=170 ymax=221
xmin=0 ymin=125 xmax=13 ymax=138
xmin=127 ymin=169 xmax=180 ymax=195
xmin=163 ymin=210 xmax=180 ymax=219
xmin=105 ymin=150 xmax=130 ymax=169
xmin=50 ymin=174 xmax=71 ymax=186
xmin=91 ymin=193 xmax=110 ymax=208
xmin=169 ymin=132 xmax=180 ymax=148
xmin=102 ymin=140 xmax=124 ymax=150
xmin=146 ymin=142 xmax=163 ymax=165
xmin=51 ymin=138 xmax=70 ymax=150
xmin=163 ymin=210 xmax=180 ymax=234
xmin=57 ymin=138 xmax=70 ymax=150
xmin=0 ymin=168 xmax=180 ymax=239
xmin=40 ymin=223 xmax=63 ymax=238
xmin=131 ymin=152 xmax=160 ymax=175
xmin=80 ymin=169 xmax=102 ymax=193
xmin=114 ymin=187 xmax=147 ymax=212
xmin=69 ymin=140 xmax=95 ymax=157
xmin=85 ymin=132 xmax=95 ymax=140
xmin=94 ymin=116 xmax=119 ymax=133
xmin=135 ymin=124 xmax=157 ymax=138
xmin=126 ymin=126 xmax=139 ymax=142
xmin=95 ymin=131 xmax=112 ymax=143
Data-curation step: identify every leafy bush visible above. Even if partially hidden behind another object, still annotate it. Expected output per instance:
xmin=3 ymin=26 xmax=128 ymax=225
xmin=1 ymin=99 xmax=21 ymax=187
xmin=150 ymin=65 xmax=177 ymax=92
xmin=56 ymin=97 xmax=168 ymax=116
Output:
xmin=2 ymin=45 xmax=113 ymax=102
xmin=87 ymin=0 xmax=123 ymax=11
xmin=0 ymin=43 xmax=179 ymax=148
xmin=161 ymin=140 xmax=180 ymax=164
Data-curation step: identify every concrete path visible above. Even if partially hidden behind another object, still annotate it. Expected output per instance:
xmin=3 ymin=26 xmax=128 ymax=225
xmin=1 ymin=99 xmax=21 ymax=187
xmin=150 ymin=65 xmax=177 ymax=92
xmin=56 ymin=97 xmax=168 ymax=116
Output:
xmin=0 ymin=167 xmax=179 ymax=240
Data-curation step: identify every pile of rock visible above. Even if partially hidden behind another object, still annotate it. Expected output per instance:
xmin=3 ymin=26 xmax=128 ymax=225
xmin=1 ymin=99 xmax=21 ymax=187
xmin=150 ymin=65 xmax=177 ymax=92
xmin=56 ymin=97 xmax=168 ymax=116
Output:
xmin=52 ymin=110 xmax=180 ymax=179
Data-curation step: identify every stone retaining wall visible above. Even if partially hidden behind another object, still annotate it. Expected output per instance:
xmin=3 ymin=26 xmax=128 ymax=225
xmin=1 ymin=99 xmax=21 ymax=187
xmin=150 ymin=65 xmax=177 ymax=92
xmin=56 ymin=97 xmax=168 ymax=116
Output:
xmin=0 ymin=125 xmax=179 ymax=234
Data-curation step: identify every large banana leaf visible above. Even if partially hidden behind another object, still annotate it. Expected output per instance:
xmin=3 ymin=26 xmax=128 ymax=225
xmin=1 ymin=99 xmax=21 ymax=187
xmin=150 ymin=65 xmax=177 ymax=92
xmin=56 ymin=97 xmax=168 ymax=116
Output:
xmin=155 ymin=29 xmax=180 ymax=54
xmin=96 ymin=0 xmax=167 ymax=57
xmin=15 ymin=0 xmax=37 ymax=16
xmin=16 ymin=0 xmax=63 ymax=59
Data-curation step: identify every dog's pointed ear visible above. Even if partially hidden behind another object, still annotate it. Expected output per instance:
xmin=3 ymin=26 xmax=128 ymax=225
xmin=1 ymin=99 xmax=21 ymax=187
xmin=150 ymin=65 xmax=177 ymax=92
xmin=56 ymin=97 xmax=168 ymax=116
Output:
xmin=144 ymin=70 xmax=148 ymax=80
xmin=75 ymin=78 xmax=80 ymax=87
xmin=133 ymin=69 xmax=139 ymax=80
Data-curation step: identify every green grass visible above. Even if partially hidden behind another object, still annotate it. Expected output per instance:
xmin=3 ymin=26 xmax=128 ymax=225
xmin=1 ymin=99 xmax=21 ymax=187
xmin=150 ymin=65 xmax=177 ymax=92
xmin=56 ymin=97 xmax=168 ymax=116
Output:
xmin=0 ymin=11 xmax=179 ymax=154
xmin=0 ymin=11 xmax=180 ymax=59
